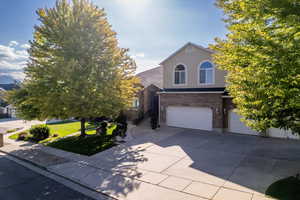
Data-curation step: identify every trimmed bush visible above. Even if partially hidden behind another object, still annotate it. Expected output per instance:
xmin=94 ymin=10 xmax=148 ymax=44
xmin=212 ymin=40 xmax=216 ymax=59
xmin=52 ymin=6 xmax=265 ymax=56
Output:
xmin=17 ymin=131 xmax=29 ymax=141
xmin=115 ymin=112 xmax=127 ymax=125
xmin=29 ymin=124 xmax=50 ymax=141
xmin=96 ymin=121 xmax=108 ymax=136
xmin=265 ymin=176 xmax=300 ymax=200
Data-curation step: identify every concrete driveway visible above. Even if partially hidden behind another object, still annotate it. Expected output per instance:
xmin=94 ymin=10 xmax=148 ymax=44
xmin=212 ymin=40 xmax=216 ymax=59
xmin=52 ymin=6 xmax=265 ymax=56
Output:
xmin=50 ymin=127 xmax=300 ymax=200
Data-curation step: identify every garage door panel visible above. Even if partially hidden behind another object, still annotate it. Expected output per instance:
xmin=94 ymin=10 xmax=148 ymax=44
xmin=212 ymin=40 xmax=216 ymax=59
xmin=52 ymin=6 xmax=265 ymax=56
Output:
xmin=269 ymin=128 xmax=299 ymax=139
xmin=228 ymin=110 xmax=259 ymax=135
xmin=166 ymin=106 xmax=213 ymax=131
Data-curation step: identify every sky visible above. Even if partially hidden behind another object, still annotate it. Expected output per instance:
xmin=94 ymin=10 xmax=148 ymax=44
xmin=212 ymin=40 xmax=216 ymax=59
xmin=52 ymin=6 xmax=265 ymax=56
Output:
xmin=0 ymin=0 xmax=227 ymax=83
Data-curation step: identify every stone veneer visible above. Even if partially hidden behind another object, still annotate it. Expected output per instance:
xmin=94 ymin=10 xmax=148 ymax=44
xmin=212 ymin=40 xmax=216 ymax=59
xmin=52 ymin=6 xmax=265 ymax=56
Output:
xmin=159 ymin=93 xmax=232 ymax=132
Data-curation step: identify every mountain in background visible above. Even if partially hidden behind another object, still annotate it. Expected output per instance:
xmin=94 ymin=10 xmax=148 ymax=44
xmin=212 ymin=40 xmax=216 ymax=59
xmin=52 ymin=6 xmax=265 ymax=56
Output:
xmin=0 ymin=75 xmax=17 ymax=84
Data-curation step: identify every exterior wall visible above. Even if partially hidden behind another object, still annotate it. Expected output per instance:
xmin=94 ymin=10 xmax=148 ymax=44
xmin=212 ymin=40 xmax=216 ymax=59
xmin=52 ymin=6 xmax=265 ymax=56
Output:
xmin=126 ymin=85 xmax=160 ymax=121
xmin=223 ymin=97 xmax=235 ymax=129
xmin=125 ymin=90 xmax=144 ymax=121
xmin=159 ymin=93 xmax=224 ymax=131
xmin=162 ymin=44 xmax=227 ymax=89
xmin=143 ymin=85 xmax=160 ymax=116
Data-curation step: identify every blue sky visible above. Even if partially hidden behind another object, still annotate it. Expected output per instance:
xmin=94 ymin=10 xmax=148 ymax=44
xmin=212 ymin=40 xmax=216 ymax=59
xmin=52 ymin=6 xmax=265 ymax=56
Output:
xmin=0 ymin=0 xmax=227 ymax=83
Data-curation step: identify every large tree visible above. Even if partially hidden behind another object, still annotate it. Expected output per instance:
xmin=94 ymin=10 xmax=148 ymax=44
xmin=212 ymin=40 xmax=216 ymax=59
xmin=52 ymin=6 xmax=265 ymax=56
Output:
xmin=8 ymin=0 xmax=139 ymax=136
xmin=212 ymin=0 xmax=300 ymax=134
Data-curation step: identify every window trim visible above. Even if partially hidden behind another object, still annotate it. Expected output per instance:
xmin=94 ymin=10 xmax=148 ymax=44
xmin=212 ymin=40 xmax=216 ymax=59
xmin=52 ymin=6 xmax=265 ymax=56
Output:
xmin=198 ymin=60 xmax=215 ymax=85
xmin=173 ymin=63 xmax=187 ymax=86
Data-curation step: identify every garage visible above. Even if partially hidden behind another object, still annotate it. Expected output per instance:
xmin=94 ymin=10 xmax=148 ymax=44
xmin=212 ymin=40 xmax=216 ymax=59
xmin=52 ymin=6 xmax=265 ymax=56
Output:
xmin=268 ymin=128 xmax=299 ymax=139
xmin=228 ymin=110 xmax=259 ymax=135
xmin=166 ymin=106 xmax=213 ymax=131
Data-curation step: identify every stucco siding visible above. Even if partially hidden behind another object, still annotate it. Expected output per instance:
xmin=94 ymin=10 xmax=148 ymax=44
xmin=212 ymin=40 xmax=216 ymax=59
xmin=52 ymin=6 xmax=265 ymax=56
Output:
xmin=162 ymin=44 xmax=227 ymax=89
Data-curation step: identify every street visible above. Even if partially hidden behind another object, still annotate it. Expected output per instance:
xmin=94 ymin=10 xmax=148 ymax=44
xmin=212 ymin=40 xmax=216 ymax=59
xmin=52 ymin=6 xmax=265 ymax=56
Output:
xmin=0 ymin=119 xmax=42 ymax=134
xmin=0 ymin=155 xmax=95 ymax=200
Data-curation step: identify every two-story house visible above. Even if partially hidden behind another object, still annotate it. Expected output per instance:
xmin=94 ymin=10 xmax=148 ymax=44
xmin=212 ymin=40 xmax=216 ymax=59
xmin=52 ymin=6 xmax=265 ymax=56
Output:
xmin=158 ymin=42 xmax=298 ymax=139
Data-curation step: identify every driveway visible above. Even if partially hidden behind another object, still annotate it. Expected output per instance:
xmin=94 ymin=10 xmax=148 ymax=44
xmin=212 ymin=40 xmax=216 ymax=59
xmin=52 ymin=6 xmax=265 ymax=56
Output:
xmin=49 ymin=127 xmax=300 ymax=200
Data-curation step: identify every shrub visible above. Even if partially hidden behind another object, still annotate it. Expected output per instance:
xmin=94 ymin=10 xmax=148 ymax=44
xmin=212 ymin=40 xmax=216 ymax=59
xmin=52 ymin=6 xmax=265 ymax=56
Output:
xmin=96 ymin=121 xmax=108 ymax=136
xmin=112 ymin=123 xmax=127 ymax=139
xmin=89 ymin=116 xmax=111 ymax=125
xmin=265 ymin=176 xmax=300 ymax=200
xmin=150 ymin=113 xmax=158 ymax=129
xmin=17 ymin=131 xmax=29 ymax=141
xmin=115 ymin=112 xmax=127 ymax=125
xmin=29 ymin=124 xmax=50 ymax=141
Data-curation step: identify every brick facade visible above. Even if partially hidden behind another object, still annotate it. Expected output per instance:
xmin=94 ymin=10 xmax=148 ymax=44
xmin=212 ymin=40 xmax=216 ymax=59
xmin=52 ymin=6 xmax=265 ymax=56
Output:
xmin=159 ymin=93 xmax=236 ymax=132
xmin=159 ymin=93 xmax=230 ymax=131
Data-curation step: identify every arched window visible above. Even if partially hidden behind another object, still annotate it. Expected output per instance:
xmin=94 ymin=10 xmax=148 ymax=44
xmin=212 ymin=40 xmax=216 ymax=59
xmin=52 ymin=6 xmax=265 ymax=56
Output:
xmin=199 ymin=61 xmax=214 ymax=84
xmin=174 ymin=64 xmax=186 ymax=85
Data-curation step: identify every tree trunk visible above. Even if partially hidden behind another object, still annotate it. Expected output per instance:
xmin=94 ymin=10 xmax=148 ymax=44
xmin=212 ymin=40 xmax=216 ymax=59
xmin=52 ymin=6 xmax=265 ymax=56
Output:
xmin=80 ymin=118 xmax=86 ymax=137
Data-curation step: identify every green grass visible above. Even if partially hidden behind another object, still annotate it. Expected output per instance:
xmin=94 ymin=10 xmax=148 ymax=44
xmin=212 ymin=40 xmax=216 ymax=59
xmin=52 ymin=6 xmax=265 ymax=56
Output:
xmin=6 ymin=127 xmax=22 ymax=133
xmin=8 ymin=131 xmax=28 ymax=140
xmin=265 ymin=176 xmax=300 ymax=200
xmin=9 ymin=121 xmax=117 ymax=144
xmin=9 ymin=121 xmax=83 ymax=142
xmin=47 ymin=134 xmax=116 ymax=156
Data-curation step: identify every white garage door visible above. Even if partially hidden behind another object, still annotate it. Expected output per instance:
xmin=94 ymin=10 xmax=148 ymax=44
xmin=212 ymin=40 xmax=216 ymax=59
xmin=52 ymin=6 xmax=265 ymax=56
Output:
xmin=228 ymin=110 xmax=259 ymax=135
xmin=269 ymin=128 xmax=299 ymax=139
xmin=166 ymin=106 xmax=213 ymax=131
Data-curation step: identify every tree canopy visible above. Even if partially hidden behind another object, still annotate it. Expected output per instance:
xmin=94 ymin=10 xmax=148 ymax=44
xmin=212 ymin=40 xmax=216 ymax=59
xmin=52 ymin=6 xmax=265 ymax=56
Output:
xmin=8 ymin=0 xmax=139 ymax=135
xmin=212 ymin=0 xmax=300 ymax=134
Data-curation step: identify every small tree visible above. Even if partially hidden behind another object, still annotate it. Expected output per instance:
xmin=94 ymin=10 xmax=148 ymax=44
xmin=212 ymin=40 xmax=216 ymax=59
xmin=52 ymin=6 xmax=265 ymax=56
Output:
xmin=212 ymin=0 xmax=300 ymax=134
xmin=8 ymin=0 xmax=139 ymax=136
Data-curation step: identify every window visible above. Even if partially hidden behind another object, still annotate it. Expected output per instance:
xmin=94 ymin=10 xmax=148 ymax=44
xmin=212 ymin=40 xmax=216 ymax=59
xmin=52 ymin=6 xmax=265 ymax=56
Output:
xmin=132 ymin=98 xmax=139 ymax=108
xmin=174 ymin=64 xmax=186 ymax=85
xmin=199 ymin=61 xmax=214 ymax=84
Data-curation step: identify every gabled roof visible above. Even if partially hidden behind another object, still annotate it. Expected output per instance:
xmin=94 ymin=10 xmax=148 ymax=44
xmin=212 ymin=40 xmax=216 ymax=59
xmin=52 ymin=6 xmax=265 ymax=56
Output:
xmin=160 ymin=42 xmax=215 ymax=65
xmin=136 ymin=66 xmax=163 ymax=89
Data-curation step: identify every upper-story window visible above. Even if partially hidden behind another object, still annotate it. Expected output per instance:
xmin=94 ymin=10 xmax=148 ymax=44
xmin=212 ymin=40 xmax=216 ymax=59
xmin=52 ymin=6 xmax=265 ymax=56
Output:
xmin=174 ymin=64 xmax=186 ymax=85
xmin=199 ymin=61 xmax=214 ymax=84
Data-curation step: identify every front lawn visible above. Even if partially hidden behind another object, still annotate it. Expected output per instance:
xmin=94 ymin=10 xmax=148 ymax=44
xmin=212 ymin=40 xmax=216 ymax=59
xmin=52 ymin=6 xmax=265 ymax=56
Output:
xmin=47 ymin=134 xmax=116 ymax=156
xmin=9 ymin=121 xmax=116 ymax=143
xmin=8 ymin=120 xmax=119 ymax=156
xmin=9 ymin=121 xmax=84 ymax=142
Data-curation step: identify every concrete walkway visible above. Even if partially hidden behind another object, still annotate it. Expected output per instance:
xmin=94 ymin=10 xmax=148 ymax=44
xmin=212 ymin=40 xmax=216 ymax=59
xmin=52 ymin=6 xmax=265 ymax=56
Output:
xmin=1 ymin=123 xmax=300 ymax=200
xmin=0 ymin=119 xmax=42 ymax=134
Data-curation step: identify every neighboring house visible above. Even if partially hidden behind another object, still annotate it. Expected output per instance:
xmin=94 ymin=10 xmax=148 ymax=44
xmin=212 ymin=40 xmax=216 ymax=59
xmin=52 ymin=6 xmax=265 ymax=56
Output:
xmin=5 ymin=105 xmax=16 ymax=118
xmin=158 ymin=42 xmax=297 ymax=139
xmin=0 ymin=83 xmax=19 ymax=118
xmin=126 ymin=67 xmax=162 ymax=121
xmin=0 ymin=107 xmax=6 ymax=114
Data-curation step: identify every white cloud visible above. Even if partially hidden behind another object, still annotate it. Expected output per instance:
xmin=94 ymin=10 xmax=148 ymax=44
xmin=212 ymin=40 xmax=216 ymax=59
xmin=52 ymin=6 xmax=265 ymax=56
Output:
xmin=9 ymin=41 xmax=18 ymax=47
xmin=0 ymin=45 xmax=28 ymax=61
xmin=131 ymin=52 xmax=145 ymax=59
xmin=134 ymin=57 xmax=160 ymax=73
xmin=20 ymin=44 xmax=30 ymax=49
xmin=0 ymin=42 xmax=28 ymax=82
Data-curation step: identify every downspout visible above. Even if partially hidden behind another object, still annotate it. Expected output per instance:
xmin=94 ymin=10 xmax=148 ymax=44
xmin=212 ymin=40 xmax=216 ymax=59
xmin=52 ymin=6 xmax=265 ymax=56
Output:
xmin=158 ymin=93 xmax=161 ymax=127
